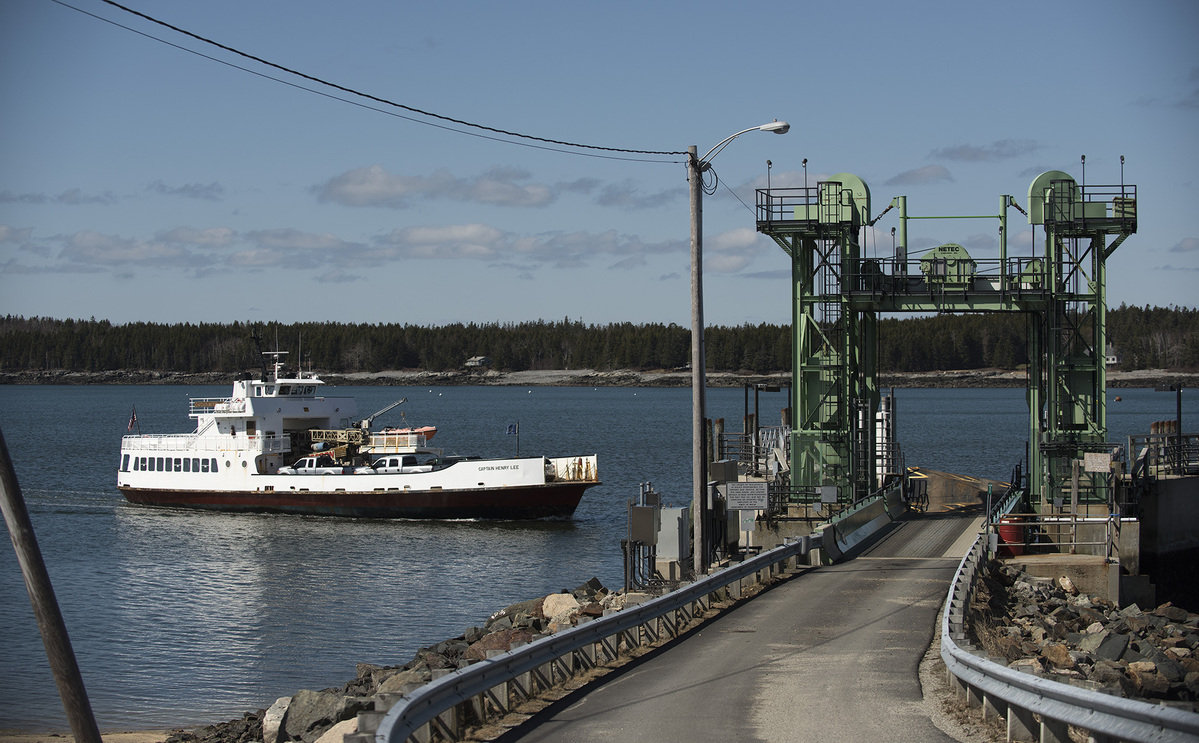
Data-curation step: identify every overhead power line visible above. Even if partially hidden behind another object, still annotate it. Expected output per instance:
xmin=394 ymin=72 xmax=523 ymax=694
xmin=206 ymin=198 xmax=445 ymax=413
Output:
xmin=72 ymin=0 xmax=688 ymax=161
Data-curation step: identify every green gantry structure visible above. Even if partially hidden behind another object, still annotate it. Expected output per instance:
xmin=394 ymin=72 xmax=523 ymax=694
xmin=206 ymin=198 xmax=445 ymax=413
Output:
xmin=755 ymin=169 xmax=1137 ymax=511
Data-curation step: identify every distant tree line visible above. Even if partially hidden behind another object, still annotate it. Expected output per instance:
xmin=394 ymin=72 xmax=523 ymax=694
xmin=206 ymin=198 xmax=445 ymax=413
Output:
xmin=0 ymin=305 xmax=1195 ymax=374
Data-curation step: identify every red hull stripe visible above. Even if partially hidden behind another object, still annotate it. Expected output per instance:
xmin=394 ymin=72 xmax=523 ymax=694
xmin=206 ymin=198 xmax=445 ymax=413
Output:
xmin=119 ymin=481 xmax=599 ymax=520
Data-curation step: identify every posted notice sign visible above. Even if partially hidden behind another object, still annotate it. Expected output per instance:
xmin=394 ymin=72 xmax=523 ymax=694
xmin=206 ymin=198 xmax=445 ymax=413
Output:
xmin=726 ymin=481 xmax=769 ymax=510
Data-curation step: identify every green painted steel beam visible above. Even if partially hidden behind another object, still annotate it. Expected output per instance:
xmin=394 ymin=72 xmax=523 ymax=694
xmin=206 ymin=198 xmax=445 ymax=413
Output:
xmin=757 ymin=170 xmax=1135 ymax=515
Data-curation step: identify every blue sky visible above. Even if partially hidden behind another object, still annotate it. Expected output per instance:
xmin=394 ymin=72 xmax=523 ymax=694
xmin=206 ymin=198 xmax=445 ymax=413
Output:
xmin=2 ymin=0 xmax=1196 ymax=328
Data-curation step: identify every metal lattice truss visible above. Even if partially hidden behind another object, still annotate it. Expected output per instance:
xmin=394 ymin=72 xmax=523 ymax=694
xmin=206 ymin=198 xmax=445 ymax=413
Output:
xmin=756 ymin=170 xmax=1136 ymax=509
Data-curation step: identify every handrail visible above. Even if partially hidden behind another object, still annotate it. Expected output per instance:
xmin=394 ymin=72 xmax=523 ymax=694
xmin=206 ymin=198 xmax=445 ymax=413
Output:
xmin=374 ymin=532 xmax=820 ymax=743
xmin=941 ymin=492 xmax=1199 ymax=742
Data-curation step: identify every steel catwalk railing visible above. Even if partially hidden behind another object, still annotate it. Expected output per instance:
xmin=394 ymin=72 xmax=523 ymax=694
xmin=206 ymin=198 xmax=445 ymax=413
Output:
xmin=941 ymin=489 xmax=1199 ymax=743
xmin=372 ymin=532 xmax=821 ymax=743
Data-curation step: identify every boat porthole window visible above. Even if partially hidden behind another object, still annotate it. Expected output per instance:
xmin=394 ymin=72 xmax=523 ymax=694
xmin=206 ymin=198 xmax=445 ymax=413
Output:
xmin=225 ymin=460 xmax=231 ymax=469
xmin=242 ymin=461 xmax=248 ymax=468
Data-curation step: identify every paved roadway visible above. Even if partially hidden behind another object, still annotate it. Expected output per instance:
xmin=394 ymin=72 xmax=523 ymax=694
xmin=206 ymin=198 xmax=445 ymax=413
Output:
xmin=503 ymin=509 xmax=983 ymax=743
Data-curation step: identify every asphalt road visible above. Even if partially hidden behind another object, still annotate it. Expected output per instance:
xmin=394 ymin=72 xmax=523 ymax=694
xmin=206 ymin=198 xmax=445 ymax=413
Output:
xmin=503 ymin=510 xmax=982 ymax=743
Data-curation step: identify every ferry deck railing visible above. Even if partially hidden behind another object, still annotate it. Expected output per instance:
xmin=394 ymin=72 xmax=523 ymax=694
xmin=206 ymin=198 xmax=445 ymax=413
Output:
xmin=548 ymin=455 xmax=598 ymax=483
xmin=120 ymin=433 xmax=291 ymax=454
xmin=189 ymin=397 xmax=247 ymax=416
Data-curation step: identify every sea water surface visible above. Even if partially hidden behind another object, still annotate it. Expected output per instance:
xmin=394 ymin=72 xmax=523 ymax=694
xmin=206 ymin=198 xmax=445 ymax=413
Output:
xmin=0 ymin=383 xmax=1192 ymax=730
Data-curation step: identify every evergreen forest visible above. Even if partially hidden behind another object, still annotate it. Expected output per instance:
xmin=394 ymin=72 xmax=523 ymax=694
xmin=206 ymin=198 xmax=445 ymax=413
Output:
xmin=1 ymin=305 xmax=1195 ymax=375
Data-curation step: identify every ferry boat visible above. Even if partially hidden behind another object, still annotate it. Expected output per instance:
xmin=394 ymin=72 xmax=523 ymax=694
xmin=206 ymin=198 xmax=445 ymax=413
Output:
xmin=116 ymin=353 xmax=600 ymax=519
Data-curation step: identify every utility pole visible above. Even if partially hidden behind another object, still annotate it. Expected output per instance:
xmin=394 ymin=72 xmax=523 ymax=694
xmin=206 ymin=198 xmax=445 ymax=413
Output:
xmin=0 ymin=428 xmax=102 ymax=743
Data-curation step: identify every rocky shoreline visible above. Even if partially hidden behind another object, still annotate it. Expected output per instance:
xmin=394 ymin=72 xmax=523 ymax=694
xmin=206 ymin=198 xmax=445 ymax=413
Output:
xmin=161 ymin=578 xmax=633 ymax=743
xmin=1 ymin=367 xmax=1196 ymax=389
xmin=969 ymin=560 xmax=1199 ymax=705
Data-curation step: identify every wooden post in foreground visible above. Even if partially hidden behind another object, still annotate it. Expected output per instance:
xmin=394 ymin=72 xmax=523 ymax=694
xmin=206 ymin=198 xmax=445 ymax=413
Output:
xmin=0 ymin=427 xmax=102 ymax=743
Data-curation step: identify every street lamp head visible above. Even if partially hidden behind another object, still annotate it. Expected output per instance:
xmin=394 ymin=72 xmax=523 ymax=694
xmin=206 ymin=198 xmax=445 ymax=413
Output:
xmin=697 ymin=119 xmax=791 ymax=165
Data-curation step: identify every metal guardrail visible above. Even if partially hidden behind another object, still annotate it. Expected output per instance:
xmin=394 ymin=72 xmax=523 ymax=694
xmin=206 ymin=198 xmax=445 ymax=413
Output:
xmin=369 ymin=532 xmax=821 ymax=743
xmin=941 ymin=494 xmax=1199 ymax=743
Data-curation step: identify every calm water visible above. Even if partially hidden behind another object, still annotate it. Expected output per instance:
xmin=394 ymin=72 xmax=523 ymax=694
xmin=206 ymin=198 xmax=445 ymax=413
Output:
xmin=0 ymin=384 xmax=1191 ymax=730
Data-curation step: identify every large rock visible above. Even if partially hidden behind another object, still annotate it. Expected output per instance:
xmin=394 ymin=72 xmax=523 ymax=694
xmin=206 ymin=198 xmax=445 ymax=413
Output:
xmin=376 ymin=666 xmax=432 ymax=695
xmin=263 ymin=696 xmax=290 ymax=743
xmin=1154 ymin=602 xmax=1190 ymax=623
xmin=282 ymin=689 xmax=370 ymax=743
xmin=463 ymin=628 xmax=534 ymax=661
xmin=543 ymin=593 xmax=581 ymax=631
xmin=312 ymin=719 xmax=356 ymax=743
xmin=1041 ymin=643 xmax=1075 ymax=670
xmin=487 ymin=597 xmax=546 ymax=629
xmin=1128 ymin=662 xmax=1170 ymax=697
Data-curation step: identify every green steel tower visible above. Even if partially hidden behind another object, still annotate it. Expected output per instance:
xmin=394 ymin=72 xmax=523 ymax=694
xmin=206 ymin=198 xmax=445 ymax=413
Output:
xmin=755 ymin=169 xmax=1136 ymax=512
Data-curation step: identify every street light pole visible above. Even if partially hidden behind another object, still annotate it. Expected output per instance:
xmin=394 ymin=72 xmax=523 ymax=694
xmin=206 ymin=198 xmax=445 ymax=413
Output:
xmin=688 ymin=121 xmax=789 ymax=577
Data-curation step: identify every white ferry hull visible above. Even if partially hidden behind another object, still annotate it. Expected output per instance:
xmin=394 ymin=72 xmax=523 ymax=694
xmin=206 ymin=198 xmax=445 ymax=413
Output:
xmin=116 ymin=355 xmax=599 ymax=520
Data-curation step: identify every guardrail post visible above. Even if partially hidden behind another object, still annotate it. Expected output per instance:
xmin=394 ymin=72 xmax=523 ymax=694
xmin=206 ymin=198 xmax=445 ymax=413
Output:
xmin=535 ymin=656 xmax=553 ymax=693
xmin=963 ymin=681 xmax=982 ymax=710
xmin=1007 ymin=704 xmax=1036 ymax=742
xmin=484 ymin=649 xmax=509 ymax=716
xmin=428 ymin=669 xmax=459 ymax=740
xmin=552 ymin=648 xmax=573 ymax=684
xmin=509 ymin=640 xmax=532 ymax=702
xmin=598 ymin=632 xmax=617 ymax=663
xmin=981 ymin=691 xmax=1005 ymax=725
xmin=1039 ymin=716 xmax=1068 ymax=743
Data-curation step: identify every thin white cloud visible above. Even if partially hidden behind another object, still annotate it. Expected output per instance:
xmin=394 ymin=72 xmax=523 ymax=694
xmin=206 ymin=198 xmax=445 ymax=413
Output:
xmin=705 ymin=227 xmax=766 ymax=274
xmin=375 ymin=224 xmax=683 ymax=267
xmin=0 ymin=225 xmax=33 ymax=243
xmin=960 ymin=232 xmax=999 ymax=254
xmin=59 ymin=230 xmax=188 ymax=266
xmin=157 ymin=226 xmax=236 ymax=247
xmin=595 ymin=180 xmax=680 ymax=209
xmin=317 ymin=165 xmax=686 ymax=211
xmin=377 ymin=223 xmax=504 ymax=259
xmin=315 ymin=269 xmax=363 ymax=283
xmin=316 ymin=165 xmax=555 ymax=208
xmin=1168 ymin=237 xmax=1199 ymax=253
xmin=885 ymin=166 xmax=954 ymax=187
xmin=0 ymin=189 xmax=118 ymax=205
xmin=609 ymin=255 xmax=647 ymax=270
xmin=929 ymin=140 xmax=1040 ymax=162
xmin=0 ymin=258 xmax=94 ymax=275
xmin=148 ymin=181 xmax=225 ymax=201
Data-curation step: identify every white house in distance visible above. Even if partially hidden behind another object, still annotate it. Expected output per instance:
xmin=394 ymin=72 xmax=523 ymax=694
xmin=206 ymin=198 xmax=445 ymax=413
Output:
xmin=1105 ymin=345 xmax=1122 ymax=368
